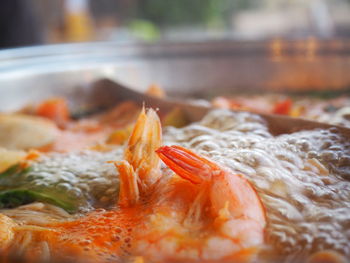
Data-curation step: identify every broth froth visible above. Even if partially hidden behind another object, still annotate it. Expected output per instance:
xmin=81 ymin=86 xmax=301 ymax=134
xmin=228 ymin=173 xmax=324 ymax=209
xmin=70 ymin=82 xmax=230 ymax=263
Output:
xmin=1 ymin=109 xmax=349 ymax=262
xmin=164 ymin=109 xmax=350 ymax=261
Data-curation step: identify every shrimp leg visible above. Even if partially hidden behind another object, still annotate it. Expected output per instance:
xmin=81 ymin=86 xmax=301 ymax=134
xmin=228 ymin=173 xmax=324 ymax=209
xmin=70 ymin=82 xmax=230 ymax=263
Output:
xmin=115 ymin=108 xmax=162 ymax=207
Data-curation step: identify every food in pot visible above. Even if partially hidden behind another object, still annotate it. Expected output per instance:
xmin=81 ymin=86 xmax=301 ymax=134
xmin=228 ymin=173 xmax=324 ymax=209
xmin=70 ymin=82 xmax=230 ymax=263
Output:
xmin=0 ymin=97 xmax=349 ymax=263
xmin=212 ymin=94 xmax=350 ymax=127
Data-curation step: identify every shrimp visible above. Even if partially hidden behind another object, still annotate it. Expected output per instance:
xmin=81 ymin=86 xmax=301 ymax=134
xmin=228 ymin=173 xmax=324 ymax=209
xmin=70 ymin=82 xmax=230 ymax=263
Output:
xmin=1 ymin=108 xmax=266 ymax=263
xmin=132 ymin=145 xmax=266 ymax=262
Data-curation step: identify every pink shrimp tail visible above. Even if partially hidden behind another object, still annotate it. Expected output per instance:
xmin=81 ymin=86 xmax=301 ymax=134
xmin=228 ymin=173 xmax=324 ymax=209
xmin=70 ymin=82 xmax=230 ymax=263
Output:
xmin=157 ymin=145 xmax=267 ymax=225
xmin=156 ymin=145 xmax=222 ymax=184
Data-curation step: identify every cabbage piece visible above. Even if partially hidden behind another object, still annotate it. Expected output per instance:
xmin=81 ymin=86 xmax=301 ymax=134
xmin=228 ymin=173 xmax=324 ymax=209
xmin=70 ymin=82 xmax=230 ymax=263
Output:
xmin=0 ymin=164 xmax=81 ymax=213
xmin=0 ymin=189 xmax=76 ymax=212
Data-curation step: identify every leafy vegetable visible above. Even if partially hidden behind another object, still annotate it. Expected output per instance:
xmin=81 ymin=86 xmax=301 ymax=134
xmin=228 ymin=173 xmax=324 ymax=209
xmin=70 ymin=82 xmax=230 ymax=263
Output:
xmin=0 ymin=189 xmax=76 ymax=212
xmin=0 ymin=164 xmax=26 ymax=179
xmin=0 ymin=164 xmax=81 ymax=213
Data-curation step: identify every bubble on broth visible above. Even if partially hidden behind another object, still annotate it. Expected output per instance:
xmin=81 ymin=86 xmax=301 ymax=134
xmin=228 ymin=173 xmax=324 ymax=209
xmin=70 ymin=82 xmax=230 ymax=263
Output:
xmin=164 ymin=109 xmax=350 ymax=261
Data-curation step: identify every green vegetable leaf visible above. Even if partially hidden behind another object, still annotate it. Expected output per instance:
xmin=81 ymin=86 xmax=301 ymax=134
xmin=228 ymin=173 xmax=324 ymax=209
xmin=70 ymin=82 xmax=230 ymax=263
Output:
xmin=0 ymin=164 xmax=30 ymax=179
xmin=0 ymin=164 xmax=81 ymax=213
xmin=0 ymin=189 xmax=77 ymax=212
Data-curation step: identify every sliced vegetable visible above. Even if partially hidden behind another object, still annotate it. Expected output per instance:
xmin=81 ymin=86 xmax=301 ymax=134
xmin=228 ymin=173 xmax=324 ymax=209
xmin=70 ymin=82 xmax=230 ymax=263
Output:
xmin=36 ymin=97 xmax=70 ymax=127
xmin=0 ymin=164 xmax=81 ymax=213
xmin=0 ymin=148 xmax=26 ymax=173
xmin=0 ymin=164 xmax=29 ymax=179
xmin=0 ymin=114 xmax=58 ymax=150
xmin=273 ymin=98 xmax=292 ymax=115
xmin=0 ymin=189 xmax=76 ymax=212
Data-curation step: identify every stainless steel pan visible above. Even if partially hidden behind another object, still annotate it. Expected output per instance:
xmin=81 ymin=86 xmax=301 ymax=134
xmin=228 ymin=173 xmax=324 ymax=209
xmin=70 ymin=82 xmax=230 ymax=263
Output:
xmin=0 ymin=40 xmax=349 ymax=111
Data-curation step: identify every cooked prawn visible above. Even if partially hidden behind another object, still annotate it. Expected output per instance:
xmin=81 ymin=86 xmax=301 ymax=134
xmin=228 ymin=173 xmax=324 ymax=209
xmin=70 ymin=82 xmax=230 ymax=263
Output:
xmin=133 ymin=145 xmax=266 ymax=262
xmin=0 ymin=108 xmax=266 ymax=263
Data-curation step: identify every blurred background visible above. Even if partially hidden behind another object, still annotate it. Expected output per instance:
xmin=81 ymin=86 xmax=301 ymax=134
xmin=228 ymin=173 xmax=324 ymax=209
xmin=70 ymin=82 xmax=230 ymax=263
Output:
xmin=1 ymin=0 xmax=350 ymax=49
